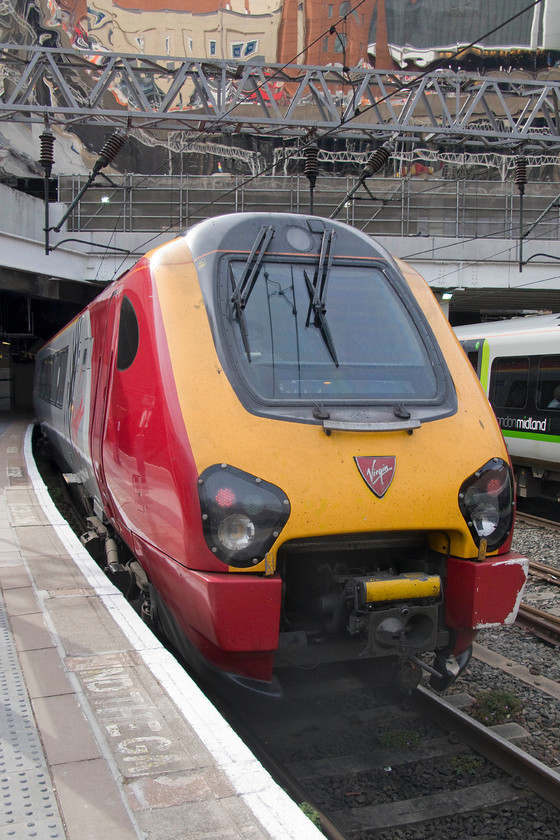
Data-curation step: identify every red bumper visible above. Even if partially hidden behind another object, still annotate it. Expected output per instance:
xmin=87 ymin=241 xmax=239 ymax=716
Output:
xmin=445 ymin=552 xmax=529 ymax=630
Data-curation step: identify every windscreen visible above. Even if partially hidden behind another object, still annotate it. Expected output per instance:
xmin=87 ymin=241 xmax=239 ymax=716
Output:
xmin=226 ymin=260 xmax=439 ymax=403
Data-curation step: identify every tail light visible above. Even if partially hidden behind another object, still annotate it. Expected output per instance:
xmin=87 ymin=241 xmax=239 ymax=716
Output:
xmin=458 ymin=458 xmax=514 ymax=553
xmin=198 ymin=464 xmax=290 ymax=567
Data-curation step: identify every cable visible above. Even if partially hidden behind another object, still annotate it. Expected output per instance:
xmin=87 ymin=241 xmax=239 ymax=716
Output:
xmin=90 ymin=0 xmax=368 ymax=270
xmin=105 ymin=0 xmax=545 ymax=277
xmin=186 ymin=0 xmax=545 ymax=222
xmin=341 ymin=0 xmax=544 ymax=130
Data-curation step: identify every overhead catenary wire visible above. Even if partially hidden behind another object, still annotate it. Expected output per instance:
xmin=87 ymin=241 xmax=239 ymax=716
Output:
xmin=181 ymin=0 xmax=545 ymax=227
xmin=47 ymin=0 xmax=368 ymax=265
xmin=105 ymin=0 xmax=545 ymax=279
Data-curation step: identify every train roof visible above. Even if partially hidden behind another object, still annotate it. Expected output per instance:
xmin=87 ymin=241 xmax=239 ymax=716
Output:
xmin=454 ymin=313 xmax=560 ymax=340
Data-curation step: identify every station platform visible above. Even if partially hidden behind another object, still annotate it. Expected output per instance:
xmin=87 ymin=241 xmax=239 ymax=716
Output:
xmin=0 ymin=415 xmax=322 ymax=840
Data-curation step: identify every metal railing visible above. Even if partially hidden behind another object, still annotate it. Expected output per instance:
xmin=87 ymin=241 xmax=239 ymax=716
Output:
xmin=57 ymin=175 xmax=560 ymax=242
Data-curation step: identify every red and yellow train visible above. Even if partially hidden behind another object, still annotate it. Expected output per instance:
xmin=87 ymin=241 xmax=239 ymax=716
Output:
xmin=34 ymin=212 xmax=528 ymax=692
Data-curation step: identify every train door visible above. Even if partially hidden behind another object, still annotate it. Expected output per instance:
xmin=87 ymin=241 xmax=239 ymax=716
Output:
xmin=458 ymin=337 xmax=492 ymax=395
xmin=459 ymin=338 xmax=483 ymax=378
xmin=89 ymin=291 xmax=120 ymax=521
xmin=66 ymin=314 xmax=93 ymax=465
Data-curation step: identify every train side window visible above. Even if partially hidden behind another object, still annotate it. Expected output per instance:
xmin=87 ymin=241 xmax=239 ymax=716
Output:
xmin=117 ymin=296 xmax=139 ymax=371
xmin=537 ymin=355 xmax=560 ymax=409
xmin=490 ymin=357 xmax=529 ymax=408
xmin=39 ymin=355 xmax=53 ymax=401
xmin=80 ymin=336 xmax=92 ymax=371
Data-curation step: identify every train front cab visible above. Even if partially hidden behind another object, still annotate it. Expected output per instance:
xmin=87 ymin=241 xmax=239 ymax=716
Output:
xmin=34 ymin=214 xmax=530 ymax=696
xmin=146 ymin=215 xmax=529 ymax=693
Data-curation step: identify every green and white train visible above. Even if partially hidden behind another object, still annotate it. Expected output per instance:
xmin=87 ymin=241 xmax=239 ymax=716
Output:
xmin=455 ymin=313 xmax=560 ymax=502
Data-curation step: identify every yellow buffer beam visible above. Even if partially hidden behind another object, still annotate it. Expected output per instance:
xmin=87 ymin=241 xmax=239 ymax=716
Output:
xmin=361 ymin=573 xmax=441 ymax=603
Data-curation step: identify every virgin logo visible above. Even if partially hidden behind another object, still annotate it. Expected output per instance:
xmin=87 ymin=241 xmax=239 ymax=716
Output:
xmin=354 ymin=456 xmax=396 ymax=498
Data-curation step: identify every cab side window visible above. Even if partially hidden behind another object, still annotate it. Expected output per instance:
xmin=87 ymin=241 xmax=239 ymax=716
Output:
xmin=117 ymin=296 xmax=139 ymax=371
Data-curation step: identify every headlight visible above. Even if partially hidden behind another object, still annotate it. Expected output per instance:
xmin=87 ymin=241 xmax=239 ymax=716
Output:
xmin=218 ymin=514 xmax=255 ymax=551
xmin=458 ymin=458 xmax=514 ymax=552
xmin=198 ymin=464 xmax=290 ymax=567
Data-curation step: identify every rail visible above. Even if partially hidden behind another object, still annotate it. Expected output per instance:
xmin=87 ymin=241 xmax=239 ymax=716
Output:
xmin=516 ymin=603 xmax=560 ymax=646
xmin=414 ymin=686 xmax=560 ymax=810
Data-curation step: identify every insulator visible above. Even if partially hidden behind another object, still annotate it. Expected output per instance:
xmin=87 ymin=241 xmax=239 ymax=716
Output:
xmin=304 ymin=144 xmax=319 ymax=187
xmin=515 ymin=156 xmax=527 ymax=194
xmin=39 ymin=129 xmax=55 ymax=176
xmin=93 ymin=131 xmax=127 ymax=173
xmin=362 ymin=144 xmax=391 ymax=179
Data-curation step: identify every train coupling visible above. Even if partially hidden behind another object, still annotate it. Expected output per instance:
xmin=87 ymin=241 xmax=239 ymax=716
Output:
xmin=348 ymin=572 xmax=442 ymax=659
xmin=428 ymin=647 xmax=473 ymax=691
xmin=364 ymin=605 xmax=472 ymax=690
xmin=346 ymin=571 xmax=472 ymax=690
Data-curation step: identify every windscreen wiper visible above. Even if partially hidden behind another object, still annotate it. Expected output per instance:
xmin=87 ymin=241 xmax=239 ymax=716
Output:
xmin=230 ymin=225 xmax=274 ymax=361
xmin=304 ymin=229 xmax=339 ymax=366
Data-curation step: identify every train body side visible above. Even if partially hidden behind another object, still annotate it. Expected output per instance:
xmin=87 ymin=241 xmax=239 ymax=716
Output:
xmin=456 ymin=314 xmax=560 ymax=502
xmin=34 ymin=213 xmax=528 ymax=690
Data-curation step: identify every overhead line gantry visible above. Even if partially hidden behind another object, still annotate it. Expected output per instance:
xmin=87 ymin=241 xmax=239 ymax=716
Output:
xmin=2 ymin=45 xmax=560 ymax=150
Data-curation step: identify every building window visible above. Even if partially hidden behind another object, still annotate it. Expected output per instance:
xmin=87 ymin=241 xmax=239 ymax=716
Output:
xmin=209 ymin=40 xmax=217 ymax=56
xmin=328 ymin=4 xmax=333 ymax=17
xmin=245 ymin=40 xmax=258 ymax=57
xmin=232 ymin=42 xmax=243 ymax=59
xmin=334 ymin=32 xmax=347 ymax=53
xmin=188 ymin=38 xmax=193 ymax=53
xmin=323 ymin=36 xmax=329 ymax=52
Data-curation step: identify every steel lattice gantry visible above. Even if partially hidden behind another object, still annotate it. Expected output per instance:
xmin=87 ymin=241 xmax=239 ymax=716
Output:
xmin=2 ymin=44 xmax=560 ymax=149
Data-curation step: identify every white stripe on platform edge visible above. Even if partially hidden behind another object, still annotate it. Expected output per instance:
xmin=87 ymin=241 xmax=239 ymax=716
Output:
xmin=23 ymin=423 xmax=323 ymax=840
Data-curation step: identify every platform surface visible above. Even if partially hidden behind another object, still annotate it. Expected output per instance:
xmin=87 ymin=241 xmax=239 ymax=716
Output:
xmin=0 ymin=415 xmax=322 ymax=840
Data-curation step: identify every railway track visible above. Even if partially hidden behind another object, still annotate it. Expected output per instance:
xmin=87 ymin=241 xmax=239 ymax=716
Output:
xmin=516 ymin=511 xmax=560 ymax=531
xmin=512 ymin=559 xmax=560 ymax=646
xmin=217 ymin=665 xmax=560 ymax=840
xmin=516 ymin=603 xmax=560 ymax=646
xmin=528 ymin=560 xmax=560 ymax=586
